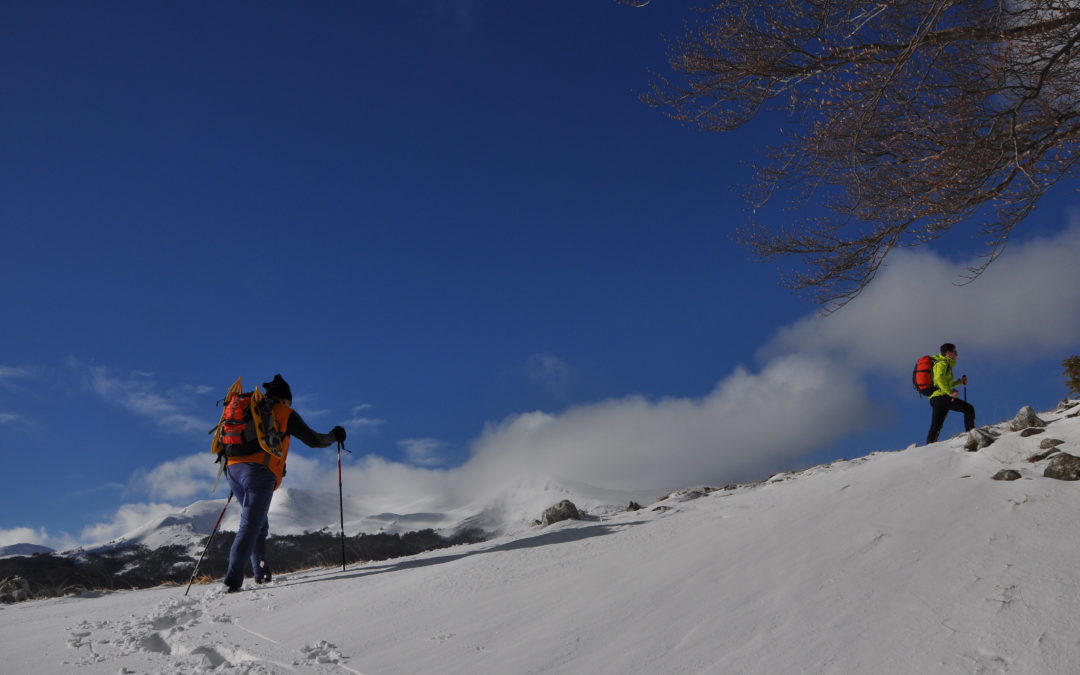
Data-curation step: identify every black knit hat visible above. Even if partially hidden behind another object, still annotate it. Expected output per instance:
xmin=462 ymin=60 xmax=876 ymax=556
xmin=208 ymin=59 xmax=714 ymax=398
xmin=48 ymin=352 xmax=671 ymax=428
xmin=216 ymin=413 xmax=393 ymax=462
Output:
xmin=940 ymin=343 xmax=957 ymax=355
xmin=262 ymin=374 xmax=292 ymax=401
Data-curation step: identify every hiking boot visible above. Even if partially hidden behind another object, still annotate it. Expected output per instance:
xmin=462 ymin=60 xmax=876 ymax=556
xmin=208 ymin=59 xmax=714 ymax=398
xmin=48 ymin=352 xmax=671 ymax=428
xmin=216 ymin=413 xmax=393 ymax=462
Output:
xmin=254 ymin=562 xmax=272 ymax=585
xmin=223 ymin=583 xmax=241 ymax=594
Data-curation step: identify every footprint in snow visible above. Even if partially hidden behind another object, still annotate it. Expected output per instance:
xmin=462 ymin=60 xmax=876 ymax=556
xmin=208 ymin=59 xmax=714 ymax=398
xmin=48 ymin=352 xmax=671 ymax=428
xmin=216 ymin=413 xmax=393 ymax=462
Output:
xmin=296 ymin=640 xmax=344 ymax=665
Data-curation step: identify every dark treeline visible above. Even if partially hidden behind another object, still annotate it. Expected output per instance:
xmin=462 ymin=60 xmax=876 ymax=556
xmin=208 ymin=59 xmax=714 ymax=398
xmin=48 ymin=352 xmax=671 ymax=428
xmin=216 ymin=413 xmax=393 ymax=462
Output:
xmin=0 ymin=527 xmax=488 ymax=601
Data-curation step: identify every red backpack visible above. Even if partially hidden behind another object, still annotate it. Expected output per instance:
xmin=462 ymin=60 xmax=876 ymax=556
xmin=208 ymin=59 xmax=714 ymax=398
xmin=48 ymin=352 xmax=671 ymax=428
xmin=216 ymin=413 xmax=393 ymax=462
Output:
xmin=912 ymin=355 xmax=936 ymax=396
xmin=211 ymin=378 xmax=286 ymax=457
xmin=220 ymin=392 xmax=258 ymax=445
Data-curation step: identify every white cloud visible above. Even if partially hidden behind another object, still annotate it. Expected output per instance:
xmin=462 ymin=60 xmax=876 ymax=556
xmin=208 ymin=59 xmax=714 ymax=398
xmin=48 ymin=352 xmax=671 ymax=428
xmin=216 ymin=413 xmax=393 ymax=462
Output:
xmin=398 ymin=438 xmax=450 ymax=467
xmin=134 ymin=453 xmax=223 ymax=501
xmin=180 ymin=384 xmax=216 ymax=396
xmin=302 ymin=353 xmax=876 ymax=520
xmin=0 ymin=364 xmax=37 ymax=395
xmin=466 ymin=354 xmax=876 ymax=492
xmin=342 ymin=403 xmax=385 ymax=432
xmin=0 ymin=526 xmax=76 ymax=550
xmin=291 ymin=393 xmax=330 ymax=419
xmin=0 ymin=412 xmax=20 ymax=424
xmin=339 ymin=455 xmax=459 ymax=515
xmin=71 ymin=361 xmax=210 ymax=435
xmin=764 ymin=220 xmax=1080 ymax=374
xmin=0 ymin=365 xmax=33 ymax=380
xmin=128 ymin=448 xmax=336 ymax=503
xmin=345 ymin=416 xmax=387 ymax=431
xmin=272 ymin=452 xmax=332 ymax=492
xmin=315 ymin=353 xmax=871 ymax=518
xmin=70 ymin=482 xmax=126 ymax=498
xmin=80 ymin=502 xmax=181 ymax=545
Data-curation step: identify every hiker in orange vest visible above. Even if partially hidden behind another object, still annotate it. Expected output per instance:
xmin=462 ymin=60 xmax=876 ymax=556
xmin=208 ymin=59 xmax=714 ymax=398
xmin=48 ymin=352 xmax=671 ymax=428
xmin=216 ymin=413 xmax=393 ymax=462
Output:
xmin=222 ymin=374 xmax=345 ymax=592
xmin=926 ymin=343 xmax=976 ymax=444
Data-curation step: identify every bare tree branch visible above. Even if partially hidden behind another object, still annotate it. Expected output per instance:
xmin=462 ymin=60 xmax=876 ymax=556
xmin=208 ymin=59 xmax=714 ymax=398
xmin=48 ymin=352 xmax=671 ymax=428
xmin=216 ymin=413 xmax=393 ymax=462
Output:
xmin=642 ymin=0 xmax=1080 ymax=311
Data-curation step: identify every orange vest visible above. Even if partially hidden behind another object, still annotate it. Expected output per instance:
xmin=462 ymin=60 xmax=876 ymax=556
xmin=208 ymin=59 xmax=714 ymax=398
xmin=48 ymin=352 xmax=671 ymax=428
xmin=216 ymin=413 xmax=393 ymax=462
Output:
xmin=226 ymin=401 xmax=293 ymax=489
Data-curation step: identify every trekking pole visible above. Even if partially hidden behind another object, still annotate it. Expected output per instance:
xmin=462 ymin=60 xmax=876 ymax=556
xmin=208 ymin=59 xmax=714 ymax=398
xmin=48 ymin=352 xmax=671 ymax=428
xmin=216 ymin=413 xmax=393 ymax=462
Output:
xmin=337 ymin=440 xmax=352 ymax=572
xmin=184 ymin=491 xmax=233 ymax=596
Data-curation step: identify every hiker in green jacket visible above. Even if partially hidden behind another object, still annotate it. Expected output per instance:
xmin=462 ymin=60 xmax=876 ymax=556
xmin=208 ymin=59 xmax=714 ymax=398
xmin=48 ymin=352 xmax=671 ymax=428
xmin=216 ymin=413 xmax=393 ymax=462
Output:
xmin=926 ymin=343 xmax=976 ymax=444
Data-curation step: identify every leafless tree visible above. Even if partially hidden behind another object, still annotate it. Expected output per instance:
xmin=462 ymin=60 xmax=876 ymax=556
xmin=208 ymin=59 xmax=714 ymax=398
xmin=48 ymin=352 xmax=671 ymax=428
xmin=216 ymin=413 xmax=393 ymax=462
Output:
xmin=643 ymin=1 xmax=1080 ymax=311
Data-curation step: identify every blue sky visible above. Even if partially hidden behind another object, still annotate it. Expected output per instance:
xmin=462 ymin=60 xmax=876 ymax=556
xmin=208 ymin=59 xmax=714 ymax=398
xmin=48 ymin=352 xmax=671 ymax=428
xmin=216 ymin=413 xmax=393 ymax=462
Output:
xmin=3 ymin=1 xmax=1078 ymax=548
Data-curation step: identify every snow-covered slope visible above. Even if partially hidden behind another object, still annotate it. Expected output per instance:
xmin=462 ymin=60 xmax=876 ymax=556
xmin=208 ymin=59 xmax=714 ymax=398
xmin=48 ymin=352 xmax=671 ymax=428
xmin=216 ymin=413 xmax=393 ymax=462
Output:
xmin=5 ymin=401 xmax=1080 ymax=674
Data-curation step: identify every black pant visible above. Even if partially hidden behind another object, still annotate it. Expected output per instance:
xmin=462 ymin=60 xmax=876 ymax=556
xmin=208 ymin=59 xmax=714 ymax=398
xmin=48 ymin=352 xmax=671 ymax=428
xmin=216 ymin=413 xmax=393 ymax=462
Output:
xmin=927 ymin=395 xmax=976 ymax=444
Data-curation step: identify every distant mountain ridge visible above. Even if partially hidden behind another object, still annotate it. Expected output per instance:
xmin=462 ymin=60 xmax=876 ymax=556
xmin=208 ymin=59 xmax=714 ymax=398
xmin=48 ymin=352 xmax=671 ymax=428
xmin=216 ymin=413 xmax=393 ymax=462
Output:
xmin=0 ymin=543 xmax=53 ymax=558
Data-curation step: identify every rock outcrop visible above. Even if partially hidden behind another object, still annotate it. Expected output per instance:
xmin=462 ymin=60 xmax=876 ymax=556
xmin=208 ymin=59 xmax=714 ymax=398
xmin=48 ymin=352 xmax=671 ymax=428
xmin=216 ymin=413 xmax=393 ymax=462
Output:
xmin=540 ymin=500 xmax=582 ymax=527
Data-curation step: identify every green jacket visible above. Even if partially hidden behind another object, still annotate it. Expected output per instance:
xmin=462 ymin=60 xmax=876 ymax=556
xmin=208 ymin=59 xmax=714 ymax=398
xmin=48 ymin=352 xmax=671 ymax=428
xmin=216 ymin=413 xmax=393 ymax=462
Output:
xmin=930 ymin=354 xmax=959 ymax=399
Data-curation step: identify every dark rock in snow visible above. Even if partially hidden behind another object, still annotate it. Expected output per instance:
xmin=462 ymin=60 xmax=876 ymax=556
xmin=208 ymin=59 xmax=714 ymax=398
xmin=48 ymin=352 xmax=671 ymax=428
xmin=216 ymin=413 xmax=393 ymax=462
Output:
xmin=540 ymin=500 xmax=581 ymax=526
xmin=0 ymin=575 xmax=31 ymax=603
xmin=1020 ymin=428 xmax=1045 ymax=437
xmin=991 ymin=470 xmax=1022 ymax=481
xmin=664 ymin=487 xmax=716 ymax=502
xmin=1055 ymin=399 xmax=1079 ymax=413
xmin=1040 ymin=438 xmax=1065 ymax=450
xmin=965 ymin=428 xmax=1000 ymax=451
xmin=1044 ymin=453 xmax=1080 ymax=481
xmin=1010 ymin=406 xmax=1047 ymax=432
xmin=1028 ymin=448 xmax=1062 ymax=463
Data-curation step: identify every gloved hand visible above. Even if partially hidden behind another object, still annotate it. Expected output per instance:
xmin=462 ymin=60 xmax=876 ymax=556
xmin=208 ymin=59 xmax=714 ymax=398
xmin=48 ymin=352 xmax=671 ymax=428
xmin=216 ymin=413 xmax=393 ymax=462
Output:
xmin=331 ymin=425 xmax=347 ymax=443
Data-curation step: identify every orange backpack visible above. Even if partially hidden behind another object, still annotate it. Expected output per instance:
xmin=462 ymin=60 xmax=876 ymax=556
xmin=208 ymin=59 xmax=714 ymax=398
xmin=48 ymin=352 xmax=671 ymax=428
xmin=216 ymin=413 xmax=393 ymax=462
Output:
xmin=912 ymin=355 xmax=935 ymax=396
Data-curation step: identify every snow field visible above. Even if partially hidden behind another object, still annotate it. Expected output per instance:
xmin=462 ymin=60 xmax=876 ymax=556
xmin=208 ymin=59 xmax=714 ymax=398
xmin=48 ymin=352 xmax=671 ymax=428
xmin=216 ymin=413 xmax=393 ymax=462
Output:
xmin=3 ymin=407 xmax=1080 ymax=673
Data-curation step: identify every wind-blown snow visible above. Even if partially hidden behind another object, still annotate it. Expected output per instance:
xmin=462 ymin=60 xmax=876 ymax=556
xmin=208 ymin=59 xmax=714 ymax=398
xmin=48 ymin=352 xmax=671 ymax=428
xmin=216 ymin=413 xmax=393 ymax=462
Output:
xmin=86 ymin=475 xmax=656 ymax=555
xmin=4 ymin=402 xmax=1080 ymax=674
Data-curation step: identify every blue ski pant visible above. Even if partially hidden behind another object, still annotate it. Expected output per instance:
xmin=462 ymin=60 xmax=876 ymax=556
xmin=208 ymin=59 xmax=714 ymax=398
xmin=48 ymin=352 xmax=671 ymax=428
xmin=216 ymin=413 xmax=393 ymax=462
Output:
xmin=223 ymin=462 xmax=276 ymax=588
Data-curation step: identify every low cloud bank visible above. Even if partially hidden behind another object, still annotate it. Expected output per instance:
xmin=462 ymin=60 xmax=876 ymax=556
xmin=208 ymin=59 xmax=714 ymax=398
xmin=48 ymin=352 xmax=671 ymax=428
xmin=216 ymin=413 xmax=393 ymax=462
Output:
xmin=465 ymin=354 xmax=874 ymax=492
xmin=0 ymin=526 xmax=74 ymax=550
